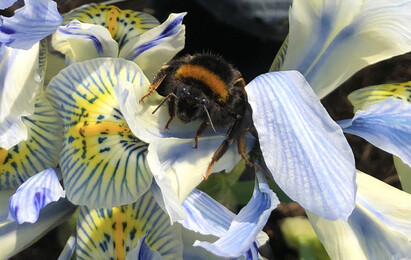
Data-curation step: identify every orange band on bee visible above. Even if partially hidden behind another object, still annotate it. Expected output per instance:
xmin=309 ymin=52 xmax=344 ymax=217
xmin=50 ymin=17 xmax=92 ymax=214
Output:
xmin=175 ymin=64 xmax=228 ymax=102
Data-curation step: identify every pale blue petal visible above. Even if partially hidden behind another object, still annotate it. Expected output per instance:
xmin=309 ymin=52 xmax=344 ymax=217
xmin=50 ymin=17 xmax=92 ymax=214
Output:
xmin=180 ymin=189 xmax=235 ymax=237
xmin=8 ymin=168 xmax=65 ymax=224
xmin=0 ymin=199 xmax=76 ymax=259
xmin=148 ymin=135 xmax=254 ymax=222
xmin=246 ymin=71 xmax=356 ymax=220
xmin=58 ymin=234 xmax=76 ymax=260
xmin=119 ymin=12 xmax=186 ymax=80
xmin=282 ymin=0 xmax=411 ymax=98
xmin=0 ymin=0 xmax=16 ymax=9
xmin=338 ymin=97 xmax=411 ymax=168
xmin=0 ymin=0 xmax=62 ymax=49
xmin=52 ymin=20 xmax=118 ymax=63
xmin=193 ymin=171 xmax=278 ymax=258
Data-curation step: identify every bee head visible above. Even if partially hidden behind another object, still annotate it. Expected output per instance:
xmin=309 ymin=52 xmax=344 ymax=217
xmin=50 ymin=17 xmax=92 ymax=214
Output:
xmin=175 ymin=86 xmax=208 ymax=123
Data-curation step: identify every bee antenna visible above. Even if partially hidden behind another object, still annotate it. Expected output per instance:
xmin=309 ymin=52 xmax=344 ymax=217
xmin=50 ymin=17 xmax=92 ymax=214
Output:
xmin=202 ymin=105 xmax=216 ymax=133
xmin=152 ymin=93 xmax=179 ymax=114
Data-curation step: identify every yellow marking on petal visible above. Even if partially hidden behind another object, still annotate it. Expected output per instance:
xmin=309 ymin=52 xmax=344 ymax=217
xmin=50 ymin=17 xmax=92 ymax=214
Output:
xmin=175 ymin=64 xmax=229 ymax=102
xmin=46 ymin=58 xmax=152 ymax=208
xmin=107 ymin=5 xmax=121 ymax=39
xmin=348 ymin=81 xmax=411 ymax=111
xmin=113 ymin=207 xmax=125 ymax=260
xmin=75 ymin=122 xmax=131 ymax=137
xmin=0 ymin=95 xmax=62 ymax=189
xmin=62 ymin=3 xmax=160 ymax=47
xmin=0 ymin=148 xmax=7 ymax=165
xmin=76 ymin=192 xmax=183 ymax=260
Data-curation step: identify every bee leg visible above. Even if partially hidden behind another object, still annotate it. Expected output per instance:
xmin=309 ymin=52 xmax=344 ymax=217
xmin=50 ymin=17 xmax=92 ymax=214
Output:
xmin=205 ymin=138 xmax=233 ymax=180
xmin=194 ymin=121 xmax=209 ymax=149
xmin=139 ymin=74 xmax=167 ymax=102
xmin=205 ymin=103 xmax=254 ymax=179
xmin=164 ymin=96 xmax=176 ymax=130
xmin=237 ymin=133 xmax=260 ymax=169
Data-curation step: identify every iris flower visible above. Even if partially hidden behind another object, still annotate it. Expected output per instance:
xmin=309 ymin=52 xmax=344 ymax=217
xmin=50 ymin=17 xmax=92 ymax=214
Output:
xmin=2 ymin=0 xmax=411 ymax=258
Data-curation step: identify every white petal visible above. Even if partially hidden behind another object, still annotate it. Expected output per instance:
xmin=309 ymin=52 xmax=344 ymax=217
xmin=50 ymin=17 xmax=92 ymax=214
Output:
xmin=0 ymin=44 xmax=41 ymax=149
xmin=246 ymin=71 xmax=356 ymax=220
xmin=52 ymin=20 xmax=118 ymax=63
xmin=282 ymin=0 xmax=411 ymax=98
xmin=114 ymin=75 xmax=205 ymax=143
xmin=148 ymin=135 xmax=253 ymax=222
xmin=119 ymin=12 xmax=186 ymax=81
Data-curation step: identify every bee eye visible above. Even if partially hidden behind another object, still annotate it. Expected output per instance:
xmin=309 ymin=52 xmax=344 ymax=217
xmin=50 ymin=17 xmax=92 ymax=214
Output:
xmin=201 ymin=98 xmax=207 ymax=105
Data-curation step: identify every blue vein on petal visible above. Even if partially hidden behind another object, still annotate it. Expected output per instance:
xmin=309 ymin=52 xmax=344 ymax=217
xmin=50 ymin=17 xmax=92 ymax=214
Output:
xmin=59 ymin=24 xmax=103 ymax=54
xmin=0 ymin=0 xmax=62 ymax=49
xmin=131 ymin=14 xmax=184 ymax=59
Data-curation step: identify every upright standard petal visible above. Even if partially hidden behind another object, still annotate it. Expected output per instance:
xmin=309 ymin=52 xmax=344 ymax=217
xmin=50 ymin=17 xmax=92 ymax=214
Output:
xmin=338 ymin=97 xmax=411 ymax=167
xmin=0 ymin=199 xmax=76 ymax=260
xmin=0 ymin=0 xmax=62 ymax=49
xmin=8 ymin=168 xmax=65 ymax=224
xmin=0 ymin=44 xmax=41 ymax=149
xmin=192 ymin=171 xmax=279 ymax=258
xmin=280 ymin=0 xmax=411 ymax=98
xmin=0 ymin=93 xmax=63 ymax=189
xmin=52 ymin=20 xmax=119 ymax=63
xmin=246 ymin=71 xmax=356 ymax=220
xmin=308 ymin=171 xmax=411 ymax=260
xmin=62 ymin=3 xmax=159 ymax=49
xmin=46 ymin=58 xmax=152 ymax=208
xmin=76 ymin=192 xmax=183 ymax=260
xmin=119 ymin=12 xmax=186 ymax=81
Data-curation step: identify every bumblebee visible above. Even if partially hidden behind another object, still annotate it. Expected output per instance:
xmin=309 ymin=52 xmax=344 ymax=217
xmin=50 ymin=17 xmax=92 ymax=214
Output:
xmin=140 ymin=53 xmax=256 ymax=179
